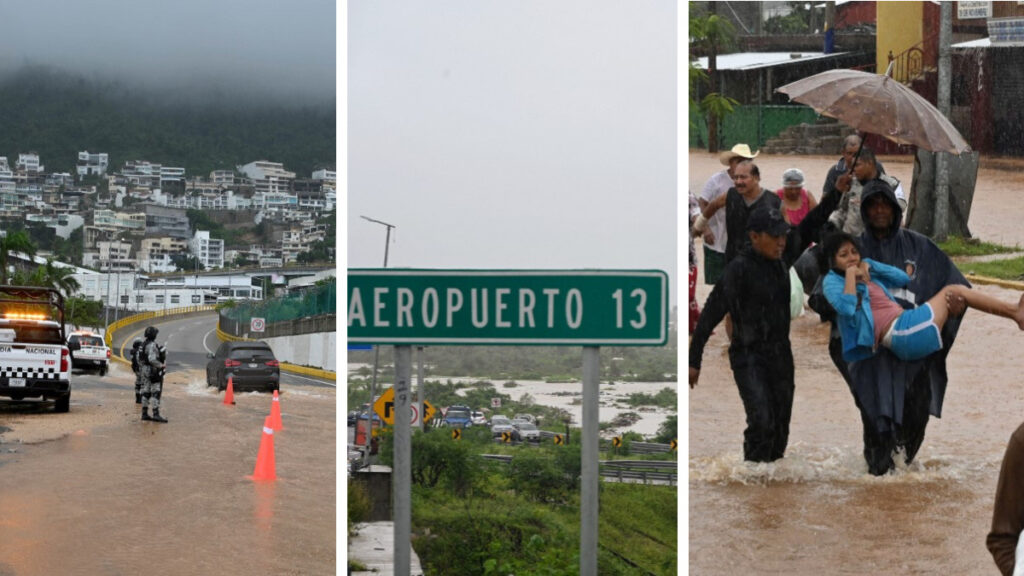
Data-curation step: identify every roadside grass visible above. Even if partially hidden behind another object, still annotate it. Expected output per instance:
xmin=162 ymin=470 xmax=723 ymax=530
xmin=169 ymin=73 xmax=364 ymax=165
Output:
xmin=411 ymin=476 xmax=677 ymax=575
xmin=938 ymin=236 xmax=1018 ymax=258
xmin=935 ymin=236 xmax=1024 ymax=281
xmin=957 ymin=256 xmax=1024 ymax=281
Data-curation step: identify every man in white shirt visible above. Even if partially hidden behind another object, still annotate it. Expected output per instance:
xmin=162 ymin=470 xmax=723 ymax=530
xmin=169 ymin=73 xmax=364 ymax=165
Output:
xmin=696 ymin=143 xmax=759 ymax=285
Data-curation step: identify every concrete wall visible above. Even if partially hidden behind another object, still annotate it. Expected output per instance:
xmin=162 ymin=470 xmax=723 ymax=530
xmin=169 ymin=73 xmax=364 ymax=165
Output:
xmin=261 ymin=331 xmax=336 ymax=372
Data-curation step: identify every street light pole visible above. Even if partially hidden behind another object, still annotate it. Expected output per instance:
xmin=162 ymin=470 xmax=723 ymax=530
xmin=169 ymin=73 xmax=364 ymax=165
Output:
xmin=360 ymin=215 xmax=395 ymax=462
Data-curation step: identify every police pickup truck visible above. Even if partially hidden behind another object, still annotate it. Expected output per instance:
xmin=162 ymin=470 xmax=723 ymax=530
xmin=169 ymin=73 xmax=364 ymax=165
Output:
xmin=0 ymin=287 xmax=71 ymax=412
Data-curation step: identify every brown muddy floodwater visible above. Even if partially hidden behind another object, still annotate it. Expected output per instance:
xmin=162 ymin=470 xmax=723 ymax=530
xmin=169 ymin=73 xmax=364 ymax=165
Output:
xmin=0 ymin=366 xmax=335 ymax=576
xmin=689 ymin=152 xmax=1024 ymax=575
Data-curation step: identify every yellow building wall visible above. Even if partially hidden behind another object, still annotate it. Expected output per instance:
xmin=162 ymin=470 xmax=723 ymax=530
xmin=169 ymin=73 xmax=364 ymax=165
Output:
xmin=877 ymin=1 xmax=923 ymax=81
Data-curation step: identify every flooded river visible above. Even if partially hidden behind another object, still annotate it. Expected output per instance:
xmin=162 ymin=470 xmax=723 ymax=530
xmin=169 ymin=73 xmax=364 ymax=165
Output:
xmin=689 ymin=152 xmax=1024 ymax=574
xmin=0 ymin=360 xmax=335 ymax=575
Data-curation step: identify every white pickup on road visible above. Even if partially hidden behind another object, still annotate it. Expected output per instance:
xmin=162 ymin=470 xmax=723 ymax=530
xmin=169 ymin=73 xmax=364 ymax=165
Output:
xmin=0 ymin=287 xmax=71 ymax=412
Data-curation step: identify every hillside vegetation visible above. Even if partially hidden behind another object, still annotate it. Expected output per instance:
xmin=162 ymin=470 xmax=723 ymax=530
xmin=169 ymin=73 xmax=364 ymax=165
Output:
xmin=0 ymin=65 xmax=335 ymax=177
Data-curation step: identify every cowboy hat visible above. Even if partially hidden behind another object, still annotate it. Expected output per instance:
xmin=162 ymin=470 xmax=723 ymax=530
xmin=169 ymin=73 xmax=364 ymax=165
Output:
xmin=719 ymin=143 xmax=759 ymax=166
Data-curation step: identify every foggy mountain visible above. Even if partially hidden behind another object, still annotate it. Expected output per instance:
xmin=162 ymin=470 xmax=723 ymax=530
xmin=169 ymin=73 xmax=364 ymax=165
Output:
xmin=0 ymin=64 xmax=335 ymax=177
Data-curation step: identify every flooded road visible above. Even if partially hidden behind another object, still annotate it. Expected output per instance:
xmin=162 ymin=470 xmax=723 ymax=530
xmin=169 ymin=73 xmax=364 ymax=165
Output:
xmin=0 ymin=316 xmax=335 ymax=576
xmin=689 ymin=152 xmax=1024 ymax=574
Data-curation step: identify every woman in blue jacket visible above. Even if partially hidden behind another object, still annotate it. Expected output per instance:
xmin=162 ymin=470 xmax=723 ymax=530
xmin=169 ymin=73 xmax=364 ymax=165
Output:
xmin=823 ymin=232 xmax=1024 ymax=363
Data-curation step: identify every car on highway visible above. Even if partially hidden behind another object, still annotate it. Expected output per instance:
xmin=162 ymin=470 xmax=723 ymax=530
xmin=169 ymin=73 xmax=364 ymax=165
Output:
xmin=67 ymin=331 xmax=110 ymax=376
xmin=206 ymin=341 xmax=280 ymax=392
xmin=514 ymin=421 xmax=541 ymax=442
xmin=490 ymin=416 xmax=519 ymax=440
xmin=514 ymin=413 xmax=537 ymax=425
xmin=443 ymin=405 xmax=473 ymax=428
xmin=471 ymin=410 xmax=488 ymax=426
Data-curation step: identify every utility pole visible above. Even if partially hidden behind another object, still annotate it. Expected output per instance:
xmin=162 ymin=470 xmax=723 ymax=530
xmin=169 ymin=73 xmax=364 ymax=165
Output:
xmin=360 ymin=215 xmax=395 ymax=462
xmin=934 ymin=1 xmax=953 ymax=241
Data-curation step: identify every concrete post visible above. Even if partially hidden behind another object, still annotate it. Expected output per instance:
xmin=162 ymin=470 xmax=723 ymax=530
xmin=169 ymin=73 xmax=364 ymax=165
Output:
xmin=393 ymin=346 xmax=412 ymax=575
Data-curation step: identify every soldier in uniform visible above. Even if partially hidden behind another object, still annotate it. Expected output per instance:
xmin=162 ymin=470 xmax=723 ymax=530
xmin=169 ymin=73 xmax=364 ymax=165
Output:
xmin=130 ymin=338 xmax=143 ymax=403
xmin=140 ymin=326 xmax=168 ymax=423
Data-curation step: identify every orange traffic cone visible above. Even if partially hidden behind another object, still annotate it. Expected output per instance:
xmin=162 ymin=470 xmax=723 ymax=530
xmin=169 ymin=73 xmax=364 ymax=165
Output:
xmin=248 ymin=416 xmax=276 ymax=482
xmin=223 ymin=375 xmax=236 ymax=405
xmin=268 ymin=389 xmax=283 ymax=431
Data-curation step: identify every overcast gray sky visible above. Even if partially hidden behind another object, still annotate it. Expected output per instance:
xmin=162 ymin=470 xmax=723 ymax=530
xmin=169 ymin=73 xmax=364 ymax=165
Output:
xmin=348 ymin=1 xmax=677 ymax=303
xmin=0 ymin=0 xmax=335 ymax=105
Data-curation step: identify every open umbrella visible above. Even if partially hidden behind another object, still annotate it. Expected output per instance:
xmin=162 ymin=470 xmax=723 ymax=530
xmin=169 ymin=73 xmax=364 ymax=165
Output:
xmin=776 ymin=68 xmax=970 ymax=155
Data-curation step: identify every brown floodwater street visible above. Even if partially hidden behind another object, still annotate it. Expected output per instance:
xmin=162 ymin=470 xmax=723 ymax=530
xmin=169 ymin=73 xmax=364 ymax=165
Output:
xmin=689 ymin=151 xmax=1024 ymax=574
xmin=0 ymin=315 xmax=336 ymax=576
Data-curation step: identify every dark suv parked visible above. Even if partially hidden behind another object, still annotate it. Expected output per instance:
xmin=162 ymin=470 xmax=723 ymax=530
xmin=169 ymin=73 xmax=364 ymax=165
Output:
xmin=205 ymin=341 xmax=280 ymax=392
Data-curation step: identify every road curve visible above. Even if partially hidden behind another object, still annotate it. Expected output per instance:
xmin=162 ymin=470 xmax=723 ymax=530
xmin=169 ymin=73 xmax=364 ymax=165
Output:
xmin=109 ymin=313 xmax=335 ymax=389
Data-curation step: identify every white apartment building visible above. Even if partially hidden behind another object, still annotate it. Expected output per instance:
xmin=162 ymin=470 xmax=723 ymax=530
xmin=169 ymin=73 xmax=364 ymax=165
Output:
xmin=93 ymin=209 xmax=147 ymax=233
xmin=139 ymin=237 xmax=189 ymax=273
xmin=16 ymin=153 xmax=43 ymax=174
xmin=160 ymin=166 xmax=186 ymax=185
xmin=25 ymin=213 xmax=85 ymax=239
xmin=83 ymin=240 xmax=135 ymax=272
xmin=210 ymin=170 xmax=235 ymax=186
xmin=191 ymin=230 xmax=225 ymax=269
xmin=77 ymin=151 xmax=109 ymax=177
xmin=237 ymin=160 xmax=295 ymax=197
xmin=312 ymin=169 xmax=336 ymax=182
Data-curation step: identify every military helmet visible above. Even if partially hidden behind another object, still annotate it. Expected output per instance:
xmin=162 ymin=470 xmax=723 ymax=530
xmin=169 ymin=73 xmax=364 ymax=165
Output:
xmin=132 ymin=338 xmax=143 ymax=349
xmin=144 ymin=326 xmax=159 ymax=340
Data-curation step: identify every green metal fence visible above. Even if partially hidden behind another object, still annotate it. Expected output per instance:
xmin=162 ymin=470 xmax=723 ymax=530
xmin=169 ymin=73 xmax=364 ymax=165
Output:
xmin=690 ymin=105 xmax=819 ymax=150
xmin=221 ymin=280 xmax=336 ymax=326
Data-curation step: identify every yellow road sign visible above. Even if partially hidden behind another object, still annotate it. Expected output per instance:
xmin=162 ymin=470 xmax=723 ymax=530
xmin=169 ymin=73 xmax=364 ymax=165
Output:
xmin=612 ymin=436 xmax=622 ymax=448
xmin=554 ymin=434 xmax=564 ymax=445
xmin=422 ymin=400 xmax=437 ymax=423
xmin=451 ymin=428 xmax=461 ymax=440
xmin=502 ymin=431 xmax=513 ymax=443
xmin=373 ymin=387 xmax=396 ymax=424
xmin=670 ymin=439 xmax=678 ymax=451
xmin=374 ymin=387 xmax=438 ymax=426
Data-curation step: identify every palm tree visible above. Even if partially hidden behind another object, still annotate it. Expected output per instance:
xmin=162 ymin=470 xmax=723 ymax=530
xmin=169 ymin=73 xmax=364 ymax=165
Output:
xmin=13 ymin=258 xmax=81 ymax=298
xmin=0 ymin=230 xmax=37 ymax=285
xmin=41 ymin=259 xmax=80 ymax=297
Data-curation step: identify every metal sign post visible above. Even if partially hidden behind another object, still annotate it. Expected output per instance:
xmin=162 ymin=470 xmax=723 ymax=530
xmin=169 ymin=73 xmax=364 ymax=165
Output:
xmin=581 ymin=346 xmax=600 ymax=575
xmin=347 ymin=268 xmax=669 ymax=575
xmin=393 ymin=345 xmax=412 ymax=575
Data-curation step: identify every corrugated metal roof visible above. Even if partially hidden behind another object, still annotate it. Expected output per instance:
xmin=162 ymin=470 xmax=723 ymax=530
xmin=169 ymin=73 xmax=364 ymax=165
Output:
xmin=693 ymin=51 xmax=850 ymax=71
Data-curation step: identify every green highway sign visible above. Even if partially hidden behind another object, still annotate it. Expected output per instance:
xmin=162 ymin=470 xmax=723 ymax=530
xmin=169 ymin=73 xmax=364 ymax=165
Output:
xmin=347 ymin=269 xmax=668 ymax=346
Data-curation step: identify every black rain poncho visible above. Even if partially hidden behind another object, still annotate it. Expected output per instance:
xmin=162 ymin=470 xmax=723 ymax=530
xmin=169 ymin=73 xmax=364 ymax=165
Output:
xmin=850 ymin=180 xmax=969 ymax=467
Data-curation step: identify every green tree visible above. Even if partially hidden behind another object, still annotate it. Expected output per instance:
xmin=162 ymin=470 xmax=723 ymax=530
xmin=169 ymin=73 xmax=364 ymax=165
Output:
xmin=66 ymin=296 xmax=103 ymax=328
xmin=38 ymin=258 xmax=81 ymax=297
xmin=689 ymin=3 xmax=740 ymax=152
xmin=0 ymin=230 xmax=37 ymax=285
xmin=170 ymin=253 xmax=203 ymax=272
xmin=296 ymin=239 xmax=333 ymax=264
xmin=653 ymin=414 xmax=678 ymax=445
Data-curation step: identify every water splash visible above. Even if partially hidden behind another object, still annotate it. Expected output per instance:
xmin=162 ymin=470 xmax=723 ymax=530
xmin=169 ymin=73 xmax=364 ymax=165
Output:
xmin=689 ymin=444 xmax=999 ymax=485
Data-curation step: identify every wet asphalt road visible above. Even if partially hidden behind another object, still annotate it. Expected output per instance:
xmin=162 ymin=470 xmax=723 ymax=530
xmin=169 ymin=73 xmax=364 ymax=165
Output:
xmin=0 ymin=314 xmax=336 ymax=575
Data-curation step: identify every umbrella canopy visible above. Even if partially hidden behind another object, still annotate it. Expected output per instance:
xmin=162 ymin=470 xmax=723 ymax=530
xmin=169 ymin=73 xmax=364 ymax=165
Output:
xmin=777 ymin=68 xmax=970 ymax=155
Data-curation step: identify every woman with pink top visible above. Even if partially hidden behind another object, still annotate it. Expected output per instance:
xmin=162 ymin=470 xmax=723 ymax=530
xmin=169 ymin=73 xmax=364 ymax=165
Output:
xmin=775 ymin=168 xmax=818 ymax=226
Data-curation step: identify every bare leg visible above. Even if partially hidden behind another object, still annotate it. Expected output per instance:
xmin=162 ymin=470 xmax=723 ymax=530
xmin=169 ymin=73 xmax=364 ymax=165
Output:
xmin=926 ymin=285 xmax=1024 ymax=331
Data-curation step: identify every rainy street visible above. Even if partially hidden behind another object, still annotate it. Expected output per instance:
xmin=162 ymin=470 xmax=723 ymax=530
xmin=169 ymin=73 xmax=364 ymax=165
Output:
xmin=689 ymin=152 xmax=1024 ymax=574
xmin=0 ymin=315 xmax=336 ymax=576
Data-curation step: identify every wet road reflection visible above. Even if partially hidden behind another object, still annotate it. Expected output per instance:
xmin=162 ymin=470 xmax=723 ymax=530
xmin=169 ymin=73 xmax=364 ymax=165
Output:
xmin=0 ymin=317 xmax=335 ymax=575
